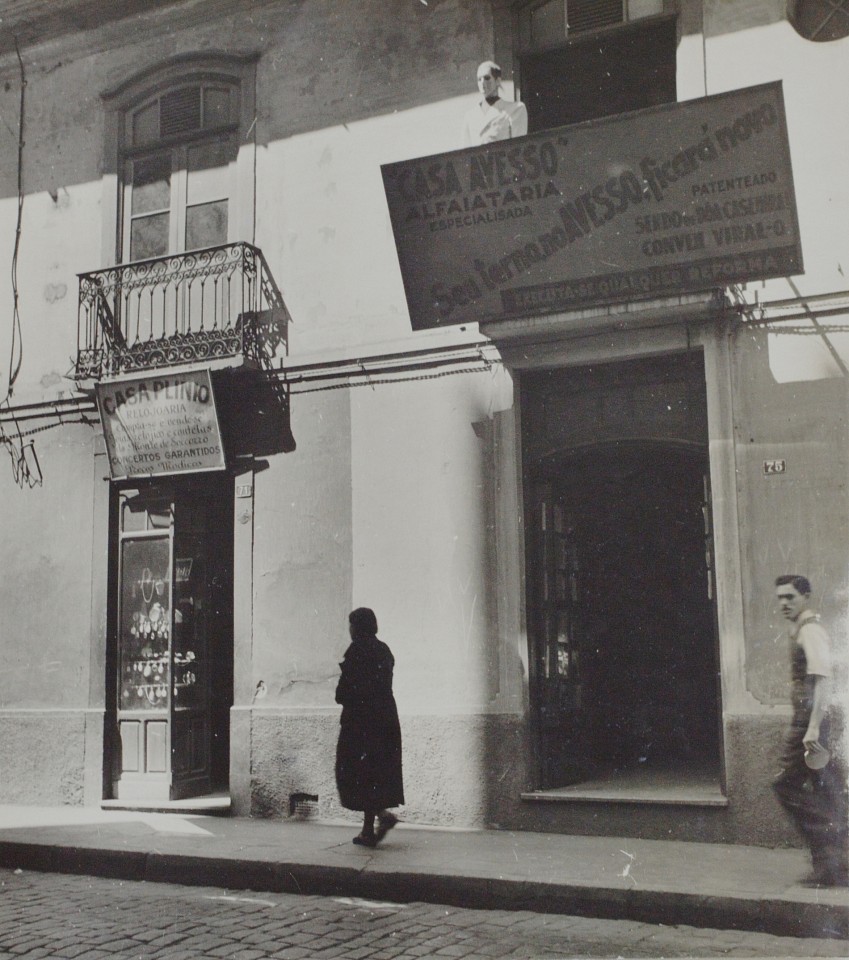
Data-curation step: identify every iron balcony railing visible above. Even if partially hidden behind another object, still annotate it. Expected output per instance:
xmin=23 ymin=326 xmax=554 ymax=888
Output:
xmin=75 ymin=242 xmax=286 ymax=382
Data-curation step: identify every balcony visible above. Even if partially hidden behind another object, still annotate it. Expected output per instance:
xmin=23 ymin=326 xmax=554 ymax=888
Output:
xmin=74 ymin=242 xmax=287 ymax=384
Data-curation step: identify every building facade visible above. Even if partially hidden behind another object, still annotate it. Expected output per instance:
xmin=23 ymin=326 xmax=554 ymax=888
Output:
xmin=0 ymin=0 xmax=846 ymax=847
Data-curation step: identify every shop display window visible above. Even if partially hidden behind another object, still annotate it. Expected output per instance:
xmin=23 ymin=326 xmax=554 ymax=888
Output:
xmin=119 ymin=537 xmax=171 ymax=711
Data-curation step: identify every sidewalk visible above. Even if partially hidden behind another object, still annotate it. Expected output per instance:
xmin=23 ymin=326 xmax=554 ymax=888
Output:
xmin=0 ymin=805 xmax=845 ymax=941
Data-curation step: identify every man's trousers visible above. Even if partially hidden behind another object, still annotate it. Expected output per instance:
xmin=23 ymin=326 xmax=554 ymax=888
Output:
xmin=773 ymin=715 xmax=847 ymax=877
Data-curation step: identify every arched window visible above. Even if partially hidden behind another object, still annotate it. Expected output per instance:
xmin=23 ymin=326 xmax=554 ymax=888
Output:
xmin=103 ymin=54 xmax=257 ymax=264
xmin=788 ymin=0 xmax=849 ymax=40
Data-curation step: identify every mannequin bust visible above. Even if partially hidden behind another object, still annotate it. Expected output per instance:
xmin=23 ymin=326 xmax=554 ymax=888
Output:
xmin=462 ymin=60 xmax=528 ymax=146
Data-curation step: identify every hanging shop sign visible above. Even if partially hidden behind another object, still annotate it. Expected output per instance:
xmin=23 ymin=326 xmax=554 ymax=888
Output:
xmin=96 ymin=369 xmax=226 ymax=480
xmin=381 ymin=81 xmax=802 ymax=330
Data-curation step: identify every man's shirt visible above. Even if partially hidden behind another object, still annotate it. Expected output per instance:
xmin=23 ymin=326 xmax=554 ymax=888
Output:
xmin=792 ymin=610 xmax=832 ymax=678
xmin=463 ymin=97 xmax=528 ymax=146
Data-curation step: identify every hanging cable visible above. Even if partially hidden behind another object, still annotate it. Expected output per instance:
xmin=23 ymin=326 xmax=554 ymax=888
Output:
xmin=0 ymin=38 xmax=34 ymax=488
xmin=7 ymin=38 xmax=26 ymax=400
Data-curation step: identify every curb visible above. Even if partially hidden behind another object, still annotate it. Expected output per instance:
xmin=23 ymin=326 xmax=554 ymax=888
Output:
xmin=0 ymin=841 xmax=845 ymax=940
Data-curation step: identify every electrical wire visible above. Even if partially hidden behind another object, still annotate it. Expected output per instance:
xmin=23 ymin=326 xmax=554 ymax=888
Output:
xmin=7 ymin=38 xmax=26 ymax=400
xmin=0 ymin=39 xmax=35 ymax=486
xmin=285 ymin=359 xmax=500 ymax=395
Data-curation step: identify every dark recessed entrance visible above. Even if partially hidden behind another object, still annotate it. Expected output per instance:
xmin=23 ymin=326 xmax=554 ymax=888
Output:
xmin=522 ymin=353 xmax=722 ymax=792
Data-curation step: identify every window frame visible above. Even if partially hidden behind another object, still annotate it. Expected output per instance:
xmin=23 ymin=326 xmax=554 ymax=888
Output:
xmin=121 ymin=131 xmax=238 ymax=263
xmin=516 ymin=0 xmax=670 ymax=51
xmin=101 ymin=53 xmax=258 ymax=268
xmin=516 ymin=12 xmax=678 ymax=131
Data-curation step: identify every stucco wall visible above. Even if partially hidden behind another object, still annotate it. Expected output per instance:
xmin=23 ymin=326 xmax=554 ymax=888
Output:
xmin=723 ymin=714 xmax=802 ymax=847
xmin=246 ymin=708 xmax=806 ymax=846
xmin=0 ymin=426 xmax=100 ymax=708
xmin=697 ymin=15 xmax=849 ymax=308
xmin=0 ymin=0 xmax=495 ymax=402
xmin=248 ymin=388 xmax=354 ymax=712
xmin=349 ymin=370 xmax=514 ymax=716
xmin=731 ymin=326 xmax=849 ymax=707
xmin=0 ymin=5 xmax=846 ymax=392
xmin=0 ymin=0 xmax=845 ymax=848
xmin=248 ymin=710 xmax=533 ymax=830
xmin=0 ymin=425 xmax=106 ymax=803
xmin=0 ymin=712 xmax=87 ymax=804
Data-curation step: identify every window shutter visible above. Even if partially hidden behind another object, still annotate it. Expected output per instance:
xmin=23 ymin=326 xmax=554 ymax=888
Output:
xmin=160 ymin=86 xmax=202 ymax=137
xmin=567 ymin=0 xmax=624 ymax=34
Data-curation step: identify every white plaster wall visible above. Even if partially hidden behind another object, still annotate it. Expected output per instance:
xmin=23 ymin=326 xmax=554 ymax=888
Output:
xmin=696 ymin=21 xmax=849 ymax=298
xmin=349 ymin=366 xmax=511 ymax=716
xmin=249 ymin=388 xmax=353 ymax=709
xmin=0 ymin=425 xmax=98 ymax=708
xmin=688 ymin=18 xmax=849 ymax=382
xmin=0 ymin=185 xmax=104 ymax=406
xmin=2 ymin=3 xmax=843 ymax=395
xmin=0 ymin=0 xmax=492 ymax=399
xmin=254 ymin=89 xmax=485 ymax=353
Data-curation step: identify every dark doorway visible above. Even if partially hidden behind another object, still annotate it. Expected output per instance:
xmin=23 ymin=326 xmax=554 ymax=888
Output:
xmin=520 ymin=15 xmax=677 ymax=132
xmin=522 ymin=354 xmax=722 ymax=790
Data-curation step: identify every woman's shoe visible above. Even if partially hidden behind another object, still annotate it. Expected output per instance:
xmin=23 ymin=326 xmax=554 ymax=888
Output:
xmin=375 ymin=812 xmax=399 ymax=844
xmin=352 ymin=833 xmax=377 ymax=848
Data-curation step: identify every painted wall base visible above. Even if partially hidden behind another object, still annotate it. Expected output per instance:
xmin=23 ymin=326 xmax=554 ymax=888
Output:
xmin=235 ymin=709 xmax=808 ymax=848
xmin=0 ymin=709 xmax=810 ymax=851
xmin=0 ymin=711 xmax=90 ymax=805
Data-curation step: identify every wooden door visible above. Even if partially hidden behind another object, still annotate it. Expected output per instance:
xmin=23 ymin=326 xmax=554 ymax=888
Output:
xmin=169 ymin=496 xmax=214 ymax=799
xmin=531 ymin=480 xmax=588 ymax=787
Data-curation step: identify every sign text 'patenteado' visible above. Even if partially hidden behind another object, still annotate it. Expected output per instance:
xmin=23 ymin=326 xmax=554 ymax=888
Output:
xmin=381 ymin=82 xmax=802 ymax=330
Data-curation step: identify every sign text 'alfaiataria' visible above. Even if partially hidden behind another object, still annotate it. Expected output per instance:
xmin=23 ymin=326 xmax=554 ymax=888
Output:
xmin=381 ymin=82 xmax=802 ymax=330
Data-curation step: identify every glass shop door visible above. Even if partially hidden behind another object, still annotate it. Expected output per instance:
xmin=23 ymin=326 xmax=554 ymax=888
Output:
xmin=114 ymin=489 xmax=178 ymax=799
xmin=112 ymin=480 xmax=231 ymax=801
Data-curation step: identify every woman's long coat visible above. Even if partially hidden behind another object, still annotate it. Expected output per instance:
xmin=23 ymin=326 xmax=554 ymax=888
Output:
xmin=335 ymin=635 xmax=404 ymax=811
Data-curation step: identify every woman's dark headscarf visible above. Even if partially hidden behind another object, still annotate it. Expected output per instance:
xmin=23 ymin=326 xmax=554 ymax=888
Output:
xmin=349 ymin=607 xmax=378 ymax=640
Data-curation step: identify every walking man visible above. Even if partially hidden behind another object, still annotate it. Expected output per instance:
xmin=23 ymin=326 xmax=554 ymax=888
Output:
xmin=772 ymin=574 xmax=847 ymax=886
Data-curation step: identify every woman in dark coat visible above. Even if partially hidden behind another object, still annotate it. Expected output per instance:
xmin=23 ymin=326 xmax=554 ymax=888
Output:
xmin=335 ymin=607 xmax=404 ymax=846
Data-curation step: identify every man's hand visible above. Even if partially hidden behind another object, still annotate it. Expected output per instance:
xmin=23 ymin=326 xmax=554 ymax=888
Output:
xmin=482 ymin=113 xmax=511 ymax=142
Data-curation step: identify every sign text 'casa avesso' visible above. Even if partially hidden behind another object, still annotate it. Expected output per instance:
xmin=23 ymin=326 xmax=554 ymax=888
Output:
xmin=97 ymin=369 xmax=225 ymax=480
xmin=381 ymin=82 xmax=802 ymax=330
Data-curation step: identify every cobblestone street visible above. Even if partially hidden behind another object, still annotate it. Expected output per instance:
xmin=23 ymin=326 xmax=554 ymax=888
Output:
xmin=0 ymin=867 xmax=844 ymax=960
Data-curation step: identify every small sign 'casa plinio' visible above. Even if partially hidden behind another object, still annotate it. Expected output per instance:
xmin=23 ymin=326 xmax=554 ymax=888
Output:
xmin=381 ymin=81 xmax=802 ymax=330
xmin=96 ymin=369 xmax=225 ymax=480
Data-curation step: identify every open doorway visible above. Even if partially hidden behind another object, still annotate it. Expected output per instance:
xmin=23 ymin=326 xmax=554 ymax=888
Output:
xmin=522 ymin=353 xmax=722 ymax=795
xmin=108 ymin=474 xmax=233 ymax=801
